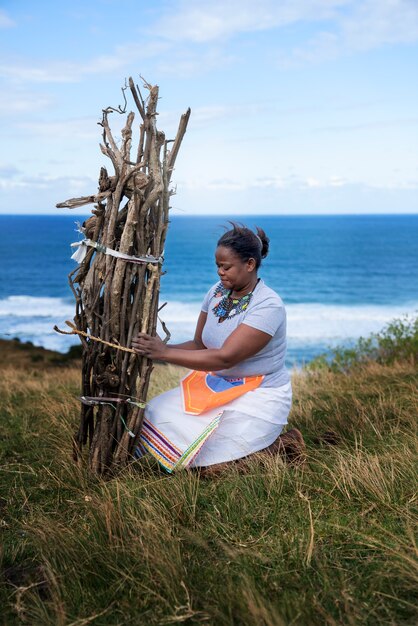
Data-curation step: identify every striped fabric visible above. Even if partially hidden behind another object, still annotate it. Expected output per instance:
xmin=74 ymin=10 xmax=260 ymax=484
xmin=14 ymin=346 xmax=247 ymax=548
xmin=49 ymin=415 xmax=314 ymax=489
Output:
xmin=138 ymin=413 xmax=222 ymax=473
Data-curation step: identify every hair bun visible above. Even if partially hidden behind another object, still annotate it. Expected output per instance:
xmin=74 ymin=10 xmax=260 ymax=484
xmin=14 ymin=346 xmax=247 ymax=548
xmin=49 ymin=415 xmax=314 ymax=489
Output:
xmin=256 ymin=227 xmax=269 ymax=259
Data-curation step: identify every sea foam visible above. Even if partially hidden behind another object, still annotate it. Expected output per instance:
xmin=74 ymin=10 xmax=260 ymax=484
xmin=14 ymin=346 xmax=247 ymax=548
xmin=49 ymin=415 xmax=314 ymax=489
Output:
xmin=0 ymin=295 xmax=74 ymax=318
xmin=1 ymin=295 xmax=416 ymax=361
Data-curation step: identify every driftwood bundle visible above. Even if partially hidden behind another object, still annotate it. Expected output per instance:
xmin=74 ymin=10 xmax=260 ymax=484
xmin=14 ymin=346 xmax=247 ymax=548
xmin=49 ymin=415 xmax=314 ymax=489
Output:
xmin=56 ymin=78 xmax=190 ymax=474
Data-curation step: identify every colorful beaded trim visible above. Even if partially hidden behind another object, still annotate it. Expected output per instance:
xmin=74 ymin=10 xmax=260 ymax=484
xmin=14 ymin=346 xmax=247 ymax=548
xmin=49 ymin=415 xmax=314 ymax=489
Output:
xmin=212 ymin=282 xmax=253 ymax=321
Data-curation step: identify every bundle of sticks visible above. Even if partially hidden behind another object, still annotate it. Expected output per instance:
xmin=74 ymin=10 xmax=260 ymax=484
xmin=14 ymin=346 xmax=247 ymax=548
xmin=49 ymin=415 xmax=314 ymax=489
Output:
xmin=55 ymin=78 xmax=190 ymax=473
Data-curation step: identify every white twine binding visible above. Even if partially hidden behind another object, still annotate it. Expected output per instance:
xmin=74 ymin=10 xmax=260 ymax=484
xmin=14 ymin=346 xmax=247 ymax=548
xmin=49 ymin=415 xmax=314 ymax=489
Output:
xmin=71 ymin=238 xmax=163 ymax=265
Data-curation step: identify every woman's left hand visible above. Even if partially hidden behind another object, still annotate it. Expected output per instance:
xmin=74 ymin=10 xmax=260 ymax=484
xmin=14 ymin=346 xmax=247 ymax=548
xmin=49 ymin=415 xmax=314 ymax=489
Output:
xmin=132 ymin=333 xmax=168 ymax=360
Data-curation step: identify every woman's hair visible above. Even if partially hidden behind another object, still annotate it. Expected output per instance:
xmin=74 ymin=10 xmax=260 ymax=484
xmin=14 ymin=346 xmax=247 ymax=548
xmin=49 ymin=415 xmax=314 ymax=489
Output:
xmin=217 ymin=222 xmax=270 ymax=269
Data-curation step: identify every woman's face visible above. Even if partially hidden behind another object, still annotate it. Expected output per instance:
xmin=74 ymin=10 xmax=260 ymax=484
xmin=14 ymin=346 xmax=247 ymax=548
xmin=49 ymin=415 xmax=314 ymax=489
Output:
xmin=215 ymin=245 xmax=256 ymax=291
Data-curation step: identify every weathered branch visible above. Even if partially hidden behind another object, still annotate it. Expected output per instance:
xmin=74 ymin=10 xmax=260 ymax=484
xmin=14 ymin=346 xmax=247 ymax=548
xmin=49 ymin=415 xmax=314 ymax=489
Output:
xmin=56 ymin=191 xmax=111 ymax=209
xmin=128 ymin=77 xmax=146 ymax=120
xmin=167 ymin=108 xmax=191 ymax=178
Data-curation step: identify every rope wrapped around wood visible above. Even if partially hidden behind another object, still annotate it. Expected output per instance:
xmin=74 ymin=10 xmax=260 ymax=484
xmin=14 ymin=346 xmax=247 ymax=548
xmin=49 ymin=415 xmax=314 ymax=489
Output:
xmin=71 ymin=238 xmax=163 ymax=265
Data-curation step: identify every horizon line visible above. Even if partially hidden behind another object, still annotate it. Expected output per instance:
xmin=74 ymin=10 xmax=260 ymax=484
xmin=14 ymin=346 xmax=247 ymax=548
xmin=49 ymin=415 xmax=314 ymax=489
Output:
xmin=1 ymin=212 xmax=418 ymax=218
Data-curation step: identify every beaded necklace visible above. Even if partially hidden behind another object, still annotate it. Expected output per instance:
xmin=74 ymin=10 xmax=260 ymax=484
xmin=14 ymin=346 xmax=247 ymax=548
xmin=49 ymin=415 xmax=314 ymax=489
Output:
xmin=212 ymin=280 xmax=257 ymax=322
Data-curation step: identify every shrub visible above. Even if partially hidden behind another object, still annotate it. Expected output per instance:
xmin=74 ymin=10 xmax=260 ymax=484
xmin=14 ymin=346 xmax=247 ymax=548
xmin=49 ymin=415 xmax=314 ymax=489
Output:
xmin=309 ymin=313 xmax=418 ymax=372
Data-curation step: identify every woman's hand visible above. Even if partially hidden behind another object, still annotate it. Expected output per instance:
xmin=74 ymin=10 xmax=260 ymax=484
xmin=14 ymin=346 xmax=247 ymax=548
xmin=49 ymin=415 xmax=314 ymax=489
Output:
xmin=132 ymin=333 xmax=168 ymax=360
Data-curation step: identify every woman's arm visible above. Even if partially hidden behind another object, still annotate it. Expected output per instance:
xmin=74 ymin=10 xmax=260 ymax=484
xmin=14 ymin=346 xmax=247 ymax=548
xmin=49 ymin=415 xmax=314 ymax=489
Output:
xmin=132 ymin=322 xmax=271 ymax=371
xmin=164 ymin=311 xmax=207 ymax=351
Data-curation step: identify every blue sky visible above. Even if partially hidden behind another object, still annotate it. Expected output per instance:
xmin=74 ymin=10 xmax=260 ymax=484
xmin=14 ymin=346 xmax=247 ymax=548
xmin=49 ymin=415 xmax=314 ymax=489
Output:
xmin=1 ymin=0 xmax=417 ymax=215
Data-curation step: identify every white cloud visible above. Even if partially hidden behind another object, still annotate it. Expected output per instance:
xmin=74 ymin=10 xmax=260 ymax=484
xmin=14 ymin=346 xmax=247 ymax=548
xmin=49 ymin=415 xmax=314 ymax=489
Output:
xmin=208 ymin=178 xmax=247 ymax=190
xmin=156 ymin=46 xmax=235 ymax=77
xmin=180 ymin=173 xmax=351 ymax=192
xmin=317 ymin=118 xmax=418 ymax=132
xmin=17 ymin=117 xmax=100 ymax=140
xmin=0 ymin=10 xmax=15 ymax=28
xmin=279 ymin=0 xmax=418 ymax=66
xmin=0 ymin=164 xmax=20 ymax=178
xmin=0 ymin=173 xmax=96 ymax=192
xmin=153 ymin=0 xmax=349 ymax=43
xmin=305 ymin=177 xmax=322 ymax=188
xmin=80 ymin=40 xmax=169 ymax=74
xmin=329 ymin=176 xmax=346 ymax=187
xmin=0 ymin=61 xmax=81 ymax=84
xmin=343 ymin=0 xmax=418 ymax=50
xmin=0 ymin=172 xmax=99 ymax=213
xmin=161 ymin=102 xmax=266 ymax=131
xmin=0 ymin=41 xmax=168 ymax=84
xmin=253 ymin=177 xmax=286 ymax=189
xmin=178 ymin=172 xmax=418 ymax=194
xmin=173 ymin=177 xmax=418 ymax=215
xmin=0 ymin=91 xmax=53 ymax=114
xmin=280 ymin=31 xmax=339 ymax=66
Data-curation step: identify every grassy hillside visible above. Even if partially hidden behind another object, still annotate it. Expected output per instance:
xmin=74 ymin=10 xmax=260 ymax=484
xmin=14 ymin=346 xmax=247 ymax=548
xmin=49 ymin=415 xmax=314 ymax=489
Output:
xmin=0 ymin=333 xmax=417 ymax=625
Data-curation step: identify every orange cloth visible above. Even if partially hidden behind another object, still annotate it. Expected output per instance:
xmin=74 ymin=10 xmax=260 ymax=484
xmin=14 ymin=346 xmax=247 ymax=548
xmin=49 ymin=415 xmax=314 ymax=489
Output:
xmin=181 ymin=370 xmax=264 ymax=415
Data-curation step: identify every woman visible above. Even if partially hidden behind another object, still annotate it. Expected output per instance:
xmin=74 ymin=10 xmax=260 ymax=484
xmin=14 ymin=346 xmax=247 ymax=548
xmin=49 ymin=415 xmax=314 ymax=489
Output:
xmin=132 ymin=223 xmax=304 ymax=474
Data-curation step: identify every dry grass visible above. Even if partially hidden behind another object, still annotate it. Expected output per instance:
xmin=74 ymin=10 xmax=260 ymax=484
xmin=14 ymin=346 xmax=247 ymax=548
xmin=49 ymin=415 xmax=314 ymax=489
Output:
xmin=0 ymin=353 xmax=417 ymax=625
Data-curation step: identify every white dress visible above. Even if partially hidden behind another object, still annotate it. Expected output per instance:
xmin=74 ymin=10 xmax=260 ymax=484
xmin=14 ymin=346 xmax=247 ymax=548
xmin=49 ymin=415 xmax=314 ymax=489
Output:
xmin=136 ymin=279 xmax=292 ymax=471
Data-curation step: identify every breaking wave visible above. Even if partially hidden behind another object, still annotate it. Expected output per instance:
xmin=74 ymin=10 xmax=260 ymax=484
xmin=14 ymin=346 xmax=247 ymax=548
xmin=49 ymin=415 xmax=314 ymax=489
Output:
xmin=1 ymin=295 xmax=416 ymax=362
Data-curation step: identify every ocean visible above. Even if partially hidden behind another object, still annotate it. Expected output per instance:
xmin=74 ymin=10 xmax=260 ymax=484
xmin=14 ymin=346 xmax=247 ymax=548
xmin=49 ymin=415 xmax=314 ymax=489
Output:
xmin=1 ymin=214 xmax=417 ymax=365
